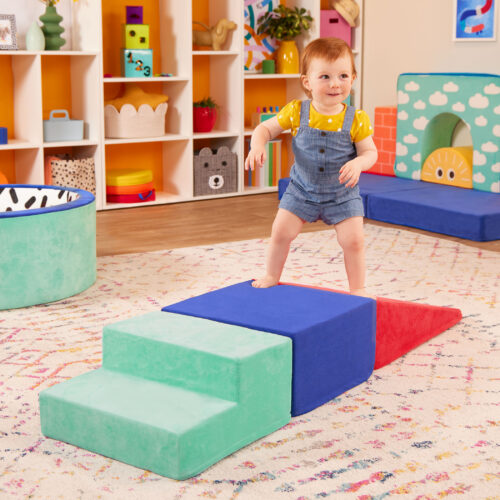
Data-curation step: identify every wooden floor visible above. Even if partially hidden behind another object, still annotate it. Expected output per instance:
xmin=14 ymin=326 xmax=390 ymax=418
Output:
xmin=97 ymin=193 xmax=500 ymax=256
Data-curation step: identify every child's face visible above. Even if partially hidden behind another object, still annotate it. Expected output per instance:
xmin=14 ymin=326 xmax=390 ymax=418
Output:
xmin=301 ymin=54 xmax=355 ymax=113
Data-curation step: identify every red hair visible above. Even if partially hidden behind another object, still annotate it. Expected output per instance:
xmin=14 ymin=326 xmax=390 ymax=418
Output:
xmin=300 ymin=37 xmax=357 ymax=98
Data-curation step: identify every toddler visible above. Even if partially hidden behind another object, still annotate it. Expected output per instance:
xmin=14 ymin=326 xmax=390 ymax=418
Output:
xmin=245 ymin=37 xmax=377 ymax=296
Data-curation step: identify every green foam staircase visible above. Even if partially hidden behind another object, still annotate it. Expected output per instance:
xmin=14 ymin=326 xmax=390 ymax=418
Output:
xmin=40 ymin=312 xmax=292 ymax=479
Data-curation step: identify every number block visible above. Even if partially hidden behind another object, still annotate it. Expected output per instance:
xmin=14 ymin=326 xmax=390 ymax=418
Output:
xmin=121 ymin=49 xmax=153 ymax=78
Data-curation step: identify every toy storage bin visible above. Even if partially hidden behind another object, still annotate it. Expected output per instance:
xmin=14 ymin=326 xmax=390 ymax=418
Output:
xmin=44 ymin=154 xmax=96 ymax=195
xmin=194 ymin=146 xmax=238 ymax=197
xmin=43 ymin=110 xmax=84 ymax=142
xmin=320 ymin=11 xmax=351 ymax=46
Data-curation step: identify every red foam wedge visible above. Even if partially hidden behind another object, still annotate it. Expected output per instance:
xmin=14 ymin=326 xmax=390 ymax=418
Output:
xmin=280 ymin=283 xmax=462 ymax=369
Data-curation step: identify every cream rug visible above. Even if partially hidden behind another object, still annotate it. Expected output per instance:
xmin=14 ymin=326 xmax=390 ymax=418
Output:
xmin=1 ymin=224 xmax=499 ymax=499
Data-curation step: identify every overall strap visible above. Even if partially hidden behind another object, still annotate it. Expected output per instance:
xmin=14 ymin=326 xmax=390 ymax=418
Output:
xmin=299 ymin=100 xmax=311 ymax=127
xmin=342 ymin=105 xmax=356 ymax=133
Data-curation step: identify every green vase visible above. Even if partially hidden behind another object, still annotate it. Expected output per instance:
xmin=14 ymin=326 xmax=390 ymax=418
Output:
xmin=39 ymin=5 xmax=65 ymax=50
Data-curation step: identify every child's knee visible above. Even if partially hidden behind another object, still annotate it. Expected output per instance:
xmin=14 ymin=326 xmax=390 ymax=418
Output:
xmin=271 ymin=221 xmax=298 ymax=244
xmin=338 ymin=231 xmax=364 ymax=252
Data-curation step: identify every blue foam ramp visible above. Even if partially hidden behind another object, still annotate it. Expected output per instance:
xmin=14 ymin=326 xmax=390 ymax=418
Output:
xmin=162 ymin=281 xmax=376 ymax=416
xmin=367 ymin=182 xmax=500 ymax=241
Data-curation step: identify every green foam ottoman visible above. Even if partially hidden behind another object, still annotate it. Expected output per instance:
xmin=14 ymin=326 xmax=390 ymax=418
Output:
xmin=39 ymin=312 xmax=292 ymax=479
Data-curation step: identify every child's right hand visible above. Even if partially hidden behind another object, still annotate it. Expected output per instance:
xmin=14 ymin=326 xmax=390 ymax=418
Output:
xmin=245 ymin=148 xmax=266 ymax=171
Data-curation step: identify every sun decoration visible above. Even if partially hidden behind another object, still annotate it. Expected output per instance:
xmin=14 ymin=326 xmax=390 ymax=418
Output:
xmin=421 ymin=146 xmax=473 ymax=189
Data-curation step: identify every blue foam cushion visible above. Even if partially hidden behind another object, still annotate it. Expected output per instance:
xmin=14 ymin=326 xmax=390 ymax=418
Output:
xmin=367 ymin=183 xmax=500 ymax=241
xmin=278 ymin=174 xmax=422 ymax=213
xmin=278 ymin=177 xmax=290 ymax=199
xmin=162 ymin=281 xmax=376 ymax=416
xmin=358 ymin=173 xmax=426 ymax=195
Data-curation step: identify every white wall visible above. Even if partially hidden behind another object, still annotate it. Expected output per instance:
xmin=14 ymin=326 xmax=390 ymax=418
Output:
xmin=0 ymin=0 xmax=73 ymax=50
xmin=362 ymin=0 xmax=500 ymax=119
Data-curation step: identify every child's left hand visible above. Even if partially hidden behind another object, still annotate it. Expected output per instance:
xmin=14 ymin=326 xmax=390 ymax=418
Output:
xmin=339 ymin=160 xmax=362 ymax=188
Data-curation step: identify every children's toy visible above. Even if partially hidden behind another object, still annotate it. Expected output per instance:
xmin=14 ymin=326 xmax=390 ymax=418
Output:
xmin=106 ymin=181 xmax=153 ymax=195
xmin=251 ymin=106 xmax=279 ymax=127
xmin=121 ymin=7 xmax=153 ymax=77
xmin=40 ymin=311 xmax=292 ymax=480
xmin=320 ymin=10 xmax=351 ymax=45
xmin=106 ymin=168 xmax=154 ymax=203
xmin=106 ymin=168 xmax=152 ymax=186
xmin=105 ymin=84 xmax=168 ymax=138
xmin=279 ymin=172 xmax=500 ymax=241
xmin=422 ymin=146 xmax=473 ymax=189
xmin=164 ymin=281 xmax=376 ymax=417
xmin=369 ymin=106 xmax=397 ymax=176
xmin=283 ymin=282 xmax=462 ymax=369
xmin=122 ymin=23 xmax=149 ymax=49
xmin=193 ymin=146 xmax=238 ymax=196
xmin=365 ymin=179 xmax=500 ymax=241
xmin=121 ymin=49 xmax=152 ymax=77
xmin=106 ymin=167 xmax=155 ymax=203
xmin=39 ymin=277 xmax=463 ymax=478
xmin=43 ymin=110 xmax=84 ymax=142
xmin=192 ymin=19 xmax=237 ymax=51
xmin=395 ymin=73 xmax=500 ymax=193
xmin=126 ymin=6 xmax=143 ymax=24
xmin=106 ymin=190 xmax=155 ymax=203
xmin=0 ymin=126 xmax=7 ymax=144
xmin=0 ymin=185 xmax=95 ymax=310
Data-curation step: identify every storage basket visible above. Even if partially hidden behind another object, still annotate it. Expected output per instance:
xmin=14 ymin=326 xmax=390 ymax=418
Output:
xmin=193 ymin=146 xmax=238 ymax=197
xmin=44 ymin=154 xmax=96 ymax=195
xmin=43 ymin=110 xmax=84 ymax=142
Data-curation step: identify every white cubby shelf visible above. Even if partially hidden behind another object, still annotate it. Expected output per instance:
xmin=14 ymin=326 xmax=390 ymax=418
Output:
xmin=1 ymin=0 xmax=363 ymax=211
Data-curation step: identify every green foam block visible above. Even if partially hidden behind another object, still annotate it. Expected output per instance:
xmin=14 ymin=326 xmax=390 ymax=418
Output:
xmin=40 ymin=312 xmax=292 ymax=479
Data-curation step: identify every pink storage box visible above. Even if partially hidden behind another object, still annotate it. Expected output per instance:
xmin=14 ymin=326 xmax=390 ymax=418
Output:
xmin=320 ymin=10 xmax=351 ymax=46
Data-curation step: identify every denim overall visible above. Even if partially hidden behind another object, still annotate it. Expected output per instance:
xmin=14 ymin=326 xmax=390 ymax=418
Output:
xmin=279 ymin=100 xmax=364 ymax=225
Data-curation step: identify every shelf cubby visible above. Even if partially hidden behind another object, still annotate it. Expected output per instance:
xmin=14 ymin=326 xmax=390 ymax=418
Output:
xmin=1 ymin=0 xmax=363 ymax=210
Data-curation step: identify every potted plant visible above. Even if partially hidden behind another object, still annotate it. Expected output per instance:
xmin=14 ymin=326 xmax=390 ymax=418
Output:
xmin=257 ymin=5 xmax=312 ymax=74
xmin=193 ymin=97 xmax=219 ymax=133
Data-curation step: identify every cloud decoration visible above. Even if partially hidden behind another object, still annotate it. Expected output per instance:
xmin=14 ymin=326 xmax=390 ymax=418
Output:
xmin=469 ymin=93 xmax=489 ymax=109
xmin=429 ymin=91 xmax=447 ymax=106
xmin=403 ymin=134 xmax=418 ymax=144
xmin=413 ymin=116 xmax=429 ymax=130
xmin=398 ymin=90 xmax=409 ymax=104
xmin=484 ymin=83 xmax=500 ymax=95
xmin=452 ymin=102 xmax=466 ymax=112
xmin=405 ymin=81 xmax=420 ymax=91
xmin=443 ymin=82 xmax=459 ymax=92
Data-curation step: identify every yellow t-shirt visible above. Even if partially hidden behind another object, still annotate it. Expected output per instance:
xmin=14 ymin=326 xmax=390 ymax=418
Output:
xmin=276 ymin=100 xmax=373 ymax=143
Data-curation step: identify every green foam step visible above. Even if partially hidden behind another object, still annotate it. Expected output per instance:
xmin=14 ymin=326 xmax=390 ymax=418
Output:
xmin=40 ymin=312 xmax=292 ymax=479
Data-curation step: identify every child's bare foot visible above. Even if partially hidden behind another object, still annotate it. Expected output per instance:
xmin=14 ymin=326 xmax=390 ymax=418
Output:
xmin=350 ymin=288 xmax=376 ymax=299
xmin=252 ymin=276 xmax=279 ymax=288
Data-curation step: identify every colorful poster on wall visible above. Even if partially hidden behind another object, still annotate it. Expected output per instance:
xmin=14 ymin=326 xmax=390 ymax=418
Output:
xmin=244 ymin=0 xmax=279 ymax=72
xmin=454 ymin=0 xmax=497 ymax=41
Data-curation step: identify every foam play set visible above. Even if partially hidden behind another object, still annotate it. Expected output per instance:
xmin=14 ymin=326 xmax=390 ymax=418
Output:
xmin=0 ymin=185 xmax=96 ymax=310
xmin=279 ymin=73 xmax=500 ymax=241
xmin=106 ymin=168 xmax=155 ymax=204
xmin=40 ymin=280 xmax=462 ymax=479
xmin=121 ymin=6 xmax=152 ymax=77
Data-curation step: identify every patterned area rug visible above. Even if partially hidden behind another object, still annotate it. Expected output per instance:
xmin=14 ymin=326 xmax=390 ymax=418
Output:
xmin=1 ymin=224 xmax=499 ymax=499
